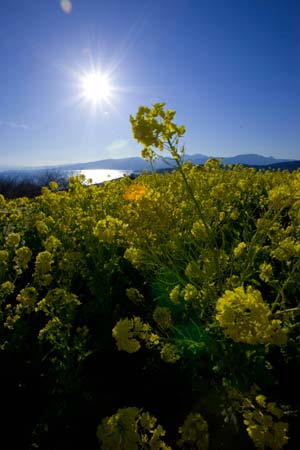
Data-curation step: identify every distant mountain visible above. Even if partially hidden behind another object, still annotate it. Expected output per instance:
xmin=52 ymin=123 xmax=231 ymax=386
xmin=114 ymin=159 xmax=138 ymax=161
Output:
xmin=50 ymin=153 xmax=293 ymax=171
xmin=218 ymin=154 xmax=290 ymax=166
xmin=1 ymin=153 xmax=297 ymax=172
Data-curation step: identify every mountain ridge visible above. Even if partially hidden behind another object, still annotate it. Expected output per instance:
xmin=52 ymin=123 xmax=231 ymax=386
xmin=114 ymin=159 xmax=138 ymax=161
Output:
xmin=0 ymin=153 xmax=297 ymax=172
xmin=30 ymin=153 xmax=296 ymax=171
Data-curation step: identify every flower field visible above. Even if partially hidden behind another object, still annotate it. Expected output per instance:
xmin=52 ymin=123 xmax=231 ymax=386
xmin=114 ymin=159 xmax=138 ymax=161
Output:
xmin=0 ymin=105 xmax=299 ymax=449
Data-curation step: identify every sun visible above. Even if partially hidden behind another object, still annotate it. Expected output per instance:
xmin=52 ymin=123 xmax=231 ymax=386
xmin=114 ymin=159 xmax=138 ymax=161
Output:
xmin=80 ymin=70 xmax=113 ymax=105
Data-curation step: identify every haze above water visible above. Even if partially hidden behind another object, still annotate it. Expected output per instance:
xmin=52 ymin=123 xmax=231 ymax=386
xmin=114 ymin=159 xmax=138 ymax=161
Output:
xmin=75 ymin=169 xmax=132 ymax=184
xmin=0 ymin=169 xmax=132 ymax=185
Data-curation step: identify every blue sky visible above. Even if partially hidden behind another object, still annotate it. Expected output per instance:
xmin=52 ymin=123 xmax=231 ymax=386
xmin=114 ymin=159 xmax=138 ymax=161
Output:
xmin=0 ymin=0 xmax=299 ymax=167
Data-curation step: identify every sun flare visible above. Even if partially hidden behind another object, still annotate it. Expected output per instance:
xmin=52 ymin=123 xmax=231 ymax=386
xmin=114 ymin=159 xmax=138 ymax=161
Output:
xmin=81 ymin=71 xmax=112 ymax=105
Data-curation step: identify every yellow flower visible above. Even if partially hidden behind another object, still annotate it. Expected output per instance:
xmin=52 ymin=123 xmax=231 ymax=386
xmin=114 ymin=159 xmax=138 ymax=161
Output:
xmin=230 ymin=209 xmax=240 ymax=220
xmin=97 ymin=407 xmax=171 ymax=450
xmin=233 ymin=242 xmax=247 ymax=257
xmin=44 ymin=236 xmax=62 ymax=253
xmin=169 ymin=285 xmax=181 ymax=304
xmin=123 ymin=184 xmax=148 ymax=201
xmin=1 ymin=281 xmax=15 ymax=297
xmin=177 ymin=412 xmax=209 ymax=450
xmin=153 ymin=306 xmax=172 ymax=330
xmin=259 ymin=263 xmax=273 ymax=282
xmin=267 ymin=403 xmax=284 ymax=419
xmin=35 ymin=251 xmax=52 ymax=274
xmin=112 ymin=318 xmax=141 ymax=353
xmin=219 ymin=211 xmax=226 ymax=222
xmin=126 ymin=287 xmax=144 ymax=304
xmin=242 ymin=394 xmax=289 ymax=450
xmin=16 ymin=286 xmax=38 ymax=309
xmin=36 ymin=221 xmax=49 ymax=235
xmin=216 ymin=286 xmax=288 ymax=345
xmin=5 ymin=232 xmax=21 ymax=247
xmin=112 ymin=316 xmax=160 ymax=354
xmin=124 ymin=247 xmax=143 ymax=269
xmin=38 ymin=317 xmax=65 ymax=342
xmin=256 ymin=395 xmax=267 ymax=408
xmin=49 ymin=181 xmax=58 ymax=191
xmin=160 ymin=343 xmax=180 ymax=363
xmin=191 ymin=220 xmax=208 ymax=240
xmin=14 ymin=246 xmax=32 ymax=270
xmin=0 ymin=250 xmax=9 ymax=266
xmin=94 ymin=216 xmax=126 ymax=243
xmin=34 ymin=251 xmax=53 ymax=276
xmin=183 ymin=283 xmax=200 ymax=303
xmin=271 ymin=237 xmax=300 ymax=262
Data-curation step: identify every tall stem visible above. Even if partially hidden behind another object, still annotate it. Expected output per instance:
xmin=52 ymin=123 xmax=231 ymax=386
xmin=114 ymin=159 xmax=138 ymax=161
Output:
xmin=166 ymin=139 xmax=222 ymax=287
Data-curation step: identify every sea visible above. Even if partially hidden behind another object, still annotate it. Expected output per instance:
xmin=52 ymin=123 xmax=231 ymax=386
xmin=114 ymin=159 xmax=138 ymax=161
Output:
xmin=0 ymin=168 xmax=134 ymax=185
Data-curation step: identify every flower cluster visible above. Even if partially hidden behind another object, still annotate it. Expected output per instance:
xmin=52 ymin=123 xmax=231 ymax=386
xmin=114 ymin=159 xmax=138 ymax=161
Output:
xmin=124 ymin=247 xmax=144 ymax=270
xmin=216 ymin=286 xmax=288 ymax=345
xmin=182 ymin=283 xmax=201 ymax=304
xmin=259 ymin=263 xmax=273 ymax=282
xmin=0 ymin=281 xmax=15 ymax=299
xmin=169 ymin=285 xmax=181 ymax=304
xmin=271 ymin=237 xmax=300 ymax=262
xmin=94 ymin=215 xmax=127 ymax=244
xmin=233 ymin=241 xmax=247 ymax=257
xmin=177 ymin=412 xmax=209 ymax=450
xmin=242 ymin=395 xmax=289 ymax=449
xmin=126 ymin=287 xmax=145 ymax=304
xmin=0 ymin=249 xmax=9 ymax=267
xmin=153 ymin=306 xmax=172 ymax=330
xmin=16 ymin=286 xmax=38 ymax=310
xmin=97 ymin=407 xmax=171 ymax=450
xmin=112 ymin=317 xmax=160 ymax=353
xmin=5 ymin=232 xmax=21 ymax=247
xmin=34 ymin=250 xmax=53 ymax=286
xmin=124 ymin=184 xmax=148 ymax=201
xmin=160 ymin=343 xmax=181 ymax=364
xmin=130 ymin=103 xmax=185 ymax=159
xmin=112 ymin=315 xmax=181 ymax=364
xmin=14 ymin=246 xmax=32 ymax=271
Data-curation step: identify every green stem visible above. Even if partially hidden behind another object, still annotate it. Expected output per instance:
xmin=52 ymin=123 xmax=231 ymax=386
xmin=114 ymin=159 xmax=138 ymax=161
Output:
xmin=274 ymin=307 xmax=300 ymax=316
xmin=166 ymin=138 xmax=222 ymax=288
xmin=166 ymin=139 xmax=211 ymax=237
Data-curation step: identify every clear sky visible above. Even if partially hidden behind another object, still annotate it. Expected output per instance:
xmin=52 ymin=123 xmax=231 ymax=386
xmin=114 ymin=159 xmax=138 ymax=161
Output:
xmin=0 ymin=0 xmax=299 ymax=167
